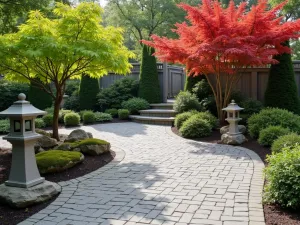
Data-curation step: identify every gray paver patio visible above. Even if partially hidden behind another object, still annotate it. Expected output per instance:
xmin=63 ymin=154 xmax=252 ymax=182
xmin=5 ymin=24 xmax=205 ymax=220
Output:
xmin=13 ymin=122 xmax=264 ymax=225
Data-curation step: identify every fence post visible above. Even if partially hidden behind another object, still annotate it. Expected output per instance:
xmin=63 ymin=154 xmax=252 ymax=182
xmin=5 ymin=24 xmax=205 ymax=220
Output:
xmin=162 ymin=62 xmax=168 ymax=103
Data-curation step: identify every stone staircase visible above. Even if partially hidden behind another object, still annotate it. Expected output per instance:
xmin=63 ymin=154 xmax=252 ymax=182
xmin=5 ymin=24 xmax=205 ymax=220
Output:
xmin=129 ymin=101 xmax=176 ymax=126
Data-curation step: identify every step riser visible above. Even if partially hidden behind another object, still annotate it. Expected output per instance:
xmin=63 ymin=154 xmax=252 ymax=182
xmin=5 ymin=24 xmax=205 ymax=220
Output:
xmin=151 ymin=105 xmax=173 ymax=110
xmin=140 ymin=112 xmax=176 ymax=117
xmin=131 ymin=118 xmax=173 ymax=126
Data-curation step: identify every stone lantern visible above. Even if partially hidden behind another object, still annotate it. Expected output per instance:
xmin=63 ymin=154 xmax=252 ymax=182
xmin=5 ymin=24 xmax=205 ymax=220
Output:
xmin=221 ymin=100 xmax=246 ymax=145
xmin=0 ymin=93 xmax=60 ymax=208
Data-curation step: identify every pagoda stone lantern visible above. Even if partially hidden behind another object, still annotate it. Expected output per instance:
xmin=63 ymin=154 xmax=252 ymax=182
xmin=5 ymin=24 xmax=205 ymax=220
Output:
xmin=221 ymin=100 xmax=246 ymax=145
xmin=0 ymin=93 xmax=61 ymax=208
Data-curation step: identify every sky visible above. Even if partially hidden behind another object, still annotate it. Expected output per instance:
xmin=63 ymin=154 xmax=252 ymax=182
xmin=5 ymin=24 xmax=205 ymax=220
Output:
xmin=99 ymin=0 xmax=107 ymax=7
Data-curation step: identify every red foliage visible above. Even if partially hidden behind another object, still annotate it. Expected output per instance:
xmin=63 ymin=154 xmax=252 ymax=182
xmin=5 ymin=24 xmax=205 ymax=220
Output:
xmin=142 ymin=0 xmax=300 ymax=76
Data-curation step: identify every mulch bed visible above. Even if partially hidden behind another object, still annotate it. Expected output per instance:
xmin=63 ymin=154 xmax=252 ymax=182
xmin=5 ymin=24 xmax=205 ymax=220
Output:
xmin=0 ymin=148 xmax=115 ymax=225
xmin=172 ymin=127 xmax=300 ymax=225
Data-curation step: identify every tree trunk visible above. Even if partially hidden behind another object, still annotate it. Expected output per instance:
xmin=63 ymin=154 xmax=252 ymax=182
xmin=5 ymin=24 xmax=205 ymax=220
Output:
xmin=52 ymin=91 xmax=63 ymax=141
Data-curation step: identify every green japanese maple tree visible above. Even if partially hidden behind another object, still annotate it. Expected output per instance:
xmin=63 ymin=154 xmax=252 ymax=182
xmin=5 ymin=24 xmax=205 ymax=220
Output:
xmin=0 ymin=2 xmax=134 ymax=140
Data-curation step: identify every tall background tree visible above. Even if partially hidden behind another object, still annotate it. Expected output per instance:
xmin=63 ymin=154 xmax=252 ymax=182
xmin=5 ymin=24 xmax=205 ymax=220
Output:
xmin=265 ymin=0 xmax=300 ymax=112
xmin=0 ymin=2 xmax=134 ymax=140
xmin=143 ymin=0 xmax=300 ymax=121
xmin=79 ymin=74 xmax=100 ymax=110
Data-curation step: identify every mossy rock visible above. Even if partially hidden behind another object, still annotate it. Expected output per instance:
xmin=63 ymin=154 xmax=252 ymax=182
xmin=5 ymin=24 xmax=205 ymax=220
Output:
xmin=35 ymin=129 xmax=51 ymax=137
xmin=36 ymin=150 xmax=84 ymax=174
xmin=68 ymin=138 xmax=110 ymax=156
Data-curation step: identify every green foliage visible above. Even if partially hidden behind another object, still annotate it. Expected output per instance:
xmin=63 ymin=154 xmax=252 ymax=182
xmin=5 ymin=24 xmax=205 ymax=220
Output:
xmin=64 ymin=95 xmax=80 ymax=112
xmin=179 ymin=115 xmax=212 ymax=138
xmin=45 ymin=107 xmax=54 ymax=114
xmin=79 ymin=110 xmax=93 ymax=120
xmin=79 ymin=74 xmax=100 ymax=111
xmin=28 ymin=79 xmax=52 ymax=110
xmin=240 ymin=98 xmax=263 ymax=116
xmin=192 ymin=79 xmax=213 ymax=101
xmin=35 ymin=118 xmax=46 ymax=129
xmin=184 ymin=75 xmax=203 ymax=92
xmin=264 ymin=146 xmax=300 ymax=209
xmin=36 ymin=150 xmax=82 ymax=174
xmin=258 ymin=126 xmax=290 ymax=147
xmin=59 ymin=110 xmax=74 ymax=123
xmin=70 ymin=138 xmax=109 ymax=148
xmin=194 ymin=111 xmax=218 ymax=129
xmin=200 ymin=96 xmax=218 ymax=117
xmin=94 ymin=112 xmax=113 ymax=122
xmin=271 ymin=133 xmax=300 ymax=153
xmin=121 ymin=97 xmax=150 ymax=114
xmin=264 ymin=44 xmax=300 ymax=114
xmin=65 ymin=80 xmax=80 ymax=96
xmin=138 ymin=45 xmax=161 ymax=103
xmin=35 ymin=128 xmax=51 ymax=137
xmin=64 ymin=112 xmax=80 ymax=127
xmin=174 ymin=111 xmax=198 ymax=129
xmin=174 ymin=91 xmax=202 ymax=113
xmin=43 ymin=114 xmax=54 ymax=127
xmin=248 ymin=108 xmax=300 ymax=139
xmin=97 ymin=78 xmax=139 ymax=110
xmin=0 ymin=80 xmax=29 ymax=111
xmin=105 ymin=108 xmax=119 ymax=118
xmin=230 ymin=90 xmax=246 ymax=104
xmin=0 ymin=119 xmax=10 ymax=134
xmin=83 ymin=111 xmax=96 ymax=124
xmin=118 ymin=109 xmax=130 ymax=120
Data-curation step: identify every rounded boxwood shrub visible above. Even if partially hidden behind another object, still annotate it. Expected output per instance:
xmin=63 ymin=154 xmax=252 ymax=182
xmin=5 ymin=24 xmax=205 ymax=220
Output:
xmin=118 ymin=109 xmax=130 ymax=120
xmin=0 ymin=119 xmax=10 ymax=134
xmin=264 ymin=146 xmax=300 ymax=209
xmin=36 ymin=150 xmax=84 ymax=174
xmin=79 ymin=110 xmax=93 ymax=120
xmin=258 ymin=126 xmax=290 ymax=147
xmin=105 ymin=108 xmax=119 ymax=118
xmin=174 ymin=111 xmax=197 ymax=129
xmin=121 ymin=97 xmax=150 ymax=114
xmin=174 ymin=91 xmax=202 ymax=113
xmin=179 ymin=115 xmax=212 ymax=138
xmin=248 ymin=108 xmax=300 ymax=139
xmin=194 ymin=111 xmax=218 ymax=129
xmin=43 ymin=114 xmax=54 ymax=127
xmin=35 ymin=118 xmax=46 ymax=129
xmin=271 ymin=133 xmax=300 ymax=153
xmin=83 ymin=111 xmax=96 ymax=124
xmin=94 ymin=112 xmax=113 ymax=122
xmin=64 ymin=112 xmax=80 ymax=127
xmin=59 ymin=110 xmax=74 ymax=123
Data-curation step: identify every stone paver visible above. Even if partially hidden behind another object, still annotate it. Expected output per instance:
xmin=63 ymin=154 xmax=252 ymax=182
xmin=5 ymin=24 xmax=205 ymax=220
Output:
xmin=5 ymin=122 xmax=265 ymax=225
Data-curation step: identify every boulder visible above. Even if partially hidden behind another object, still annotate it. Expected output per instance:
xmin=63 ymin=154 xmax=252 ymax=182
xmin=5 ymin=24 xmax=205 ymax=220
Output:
xmin=0 ymin=181 xmax=61 ymax=208
xmin=36 ymin=135 xmax=58 ymax=149
xmin=65 ymin=129 xmax=89 ymax=142
xmin=79 ymin=143 xmax=110 ymax=156
xmin=54 ymin=143 xmax=72 ymax=151
xmin=35 ymin=129 xmax=51 ymax=137
xmin=221 ymin=133 xmax=247 ymax=145
xmin=220 ymin=125 xmax=247 ymax=135
xmin=87 ymin=132 xmax=93 ymax=138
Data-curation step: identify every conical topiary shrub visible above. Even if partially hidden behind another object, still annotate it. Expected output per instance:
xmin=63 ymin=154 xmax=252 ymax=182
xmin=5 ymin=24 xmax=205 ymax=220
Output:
xmin=28 ymin=79 xmax=52 ymax=110
xmin=138 ymin=45 xmax=161 ymax=103
xmin=264 ymin=42 xmax=300 ymax=114
xmin=79 ymin=74 xmax=100 ymax=110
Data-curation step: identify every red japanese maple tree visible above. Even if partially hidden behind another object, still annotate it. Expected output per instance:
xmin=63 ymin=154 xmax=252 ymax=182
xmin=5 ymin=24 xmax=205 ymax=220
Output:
xmin=142 ymin=0 xmax=300 ymax=120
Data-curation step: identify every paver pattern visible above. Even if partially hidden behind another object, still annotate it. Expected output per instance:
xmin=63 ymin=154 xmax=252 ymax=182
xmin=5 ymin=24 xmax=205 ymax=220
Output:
xmin=16 ymin=123 xmax=265 ymax=225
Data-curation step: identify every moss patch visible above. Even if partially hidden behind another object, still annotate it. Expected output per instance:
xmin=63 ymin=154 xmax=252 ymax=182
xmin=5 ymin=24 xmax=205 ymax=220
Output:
xmin=36 ymin=150 xmax=83 ymax=174
xmin=69 ymin=138 xmax=109 ymax=148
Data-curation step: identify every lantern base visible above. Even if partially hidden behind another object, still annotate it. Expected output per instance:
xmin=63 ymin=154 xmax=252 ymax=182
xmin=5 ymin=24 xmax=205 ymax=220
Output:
xmin=5 ymin=177 xmax=45 ymax=188
xmin=0 ymin=180 xmax=61 ymax=208
xmin=221 ymin=133 xmax=247 ymax=145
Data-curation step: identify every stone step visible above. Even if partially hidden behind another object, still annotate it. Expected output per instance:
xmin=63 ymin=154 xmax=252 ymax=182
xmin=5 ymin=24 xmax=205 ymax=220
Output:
xmin=129 ymin=115 xmax=174 ymax=126
xmin=150 ymin=103 xmax=174 ymax=110
xmin=139 ymin=109 xmax=176 ymax=117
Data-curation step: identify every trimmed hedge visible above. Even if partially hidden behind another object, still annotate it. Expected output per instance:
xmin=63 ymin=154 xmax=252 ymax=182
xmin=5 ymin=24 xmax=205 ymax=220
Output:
xmin=121 ymin=97 xmax=150 ymax=114
xmin=94 ymin=112 xmax=113 ymax=122
xmin=59 ymin=110 xmax=74 ymax=123
xmin=174 ymin=111 xmax=197 ymax=129
xmin=64 ymin=112 xmax=80 ymax=126
xmin=179 ymin=115 xmax=212 ymax=138
xmin=118 ymin=109 xmax=130 ymax=120
xmin=43 ymin=114 xmax=54 ymax=127
xmin=271 ymin=133 xmax=300 ymax=153
xmin=264 ymin=146 xmax=300 ymax=209
xmin=258 ymin=126 xmax=290 ymax=147
xmin=174 ymin=91 xmax=202 ymax=113
xmin=105 ymin=108 xmax=118 ymax=118
xmin=248 ymin=108 xmax=300 ymax=139
xmin=138 ymin=45 xmax=161 ymax=103
xmin=83 ymin=111 xmax=96 ymax=124
xmin=79 ymin=74 xmax=100 ymax=111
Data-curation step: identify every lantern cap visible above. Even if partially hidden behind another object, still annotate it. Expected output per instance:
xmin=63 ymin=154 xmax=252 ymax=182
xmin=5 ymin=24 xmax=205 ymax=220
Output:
xmin=0 ymin=93 xmax=46 ymax=117
xmin=222 ymin=100 xmax=244 ymax=111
